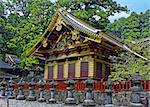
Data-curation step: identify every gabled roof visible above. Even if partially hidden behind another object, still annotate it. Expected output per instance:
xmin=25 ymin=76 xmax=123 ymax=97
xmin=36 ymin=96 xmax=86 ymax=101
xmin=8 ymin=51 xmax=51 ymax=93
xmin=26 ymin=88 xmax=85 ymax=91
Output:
xmin=27 ymin=8 xmax=147 ymax=60
xmin=0 ymin=60 xmax=14 ymax=69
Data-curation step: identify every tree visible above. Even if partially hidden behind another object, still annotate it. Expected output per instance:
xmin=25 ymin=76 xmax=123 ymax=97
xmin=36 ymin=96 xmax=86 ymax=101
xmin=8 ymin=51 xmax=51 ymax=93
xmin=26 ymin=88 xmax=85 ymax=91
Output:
xmin=110 ymin=49 xmax=150 ymax=81
xmin=0 ymin=1 xmax=8 ymax=60
xmin=2 ymin=0 xmax=128 ymax=68
xmin=57 ymin=0 xmax=128 ymax=29
xmin=106 ymin=10 xmax=150 ymax=43
xmin=107 ymin=10 xmax=150 ymax=80
xmin=3 ymin=0 xmax=54 ymax=68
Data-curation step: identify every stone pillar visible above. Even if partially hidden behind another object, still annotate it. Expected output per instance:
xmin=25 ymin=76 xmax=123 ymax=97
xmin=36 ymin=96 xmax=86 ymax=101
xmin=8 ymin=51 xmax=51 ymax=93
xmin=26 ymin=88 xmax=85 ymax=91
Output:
xmin=0 ymin=78 xmax=7 ymax=98
xmin=7 ymin=78 xmax=15 ymax=99
xmin=82 ymin=78 xmax=95 ymax=106
xmin=130 ymin=72 xmax=144 ymax=107
xmin=104 ymin=75 xmax=114 ymax=107
xmin=26 ymin=78 xmax=36 ymax=101
xmin=16 ymin=78 xmax=26 ymax=100
xmin=48 ymin=80 xmax=57 ymax=104
xmin=64 ymin=79 xmax=76 ymax=105
xmin=37 ymin=79 xmax=46 ymax=102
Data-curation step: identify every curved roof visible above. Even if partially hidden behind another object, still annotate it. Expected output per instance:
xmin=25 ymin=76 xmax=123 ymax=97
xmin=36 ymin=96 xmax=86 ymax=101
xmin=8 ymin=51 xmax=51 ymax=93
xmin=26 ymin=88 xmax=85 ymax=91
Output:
xmin=27 ymin=8 xmax=147 ymax=60
xmin=0 ymin=60 xmax=14 ymax=69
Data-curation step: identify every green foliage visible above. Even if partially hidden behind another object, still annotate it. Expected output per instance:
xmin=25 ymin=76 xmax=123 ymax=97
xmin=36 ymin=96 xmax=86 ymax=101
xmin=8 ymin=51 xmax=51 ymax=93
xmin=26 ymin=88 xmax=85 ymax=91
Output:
xmin=108 ymin=10 xmax=150 ymax=80
xmin=57 ymin=0 xmax=128 ymax=29
xmin=0 ymin=0 xmax=127 ymax=69
xmin=111 ymin=51 xmax=150 ymax=80
xmin=107 ymin=10 xmax=150 ymax=43
xmin=1 ymin=0 xmax=54 ymax=68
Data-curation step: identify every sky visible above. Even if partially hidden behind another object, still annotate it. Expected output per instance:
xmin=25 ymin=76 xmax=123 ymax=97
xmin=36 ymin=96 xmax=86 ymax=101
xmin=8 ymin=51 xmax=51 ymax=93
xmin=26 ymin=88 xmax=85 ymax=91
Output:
xmin=51 ymin=0 xmax=150 ymax=22
xmin=109 ymin=0 xmax=150 ymax=22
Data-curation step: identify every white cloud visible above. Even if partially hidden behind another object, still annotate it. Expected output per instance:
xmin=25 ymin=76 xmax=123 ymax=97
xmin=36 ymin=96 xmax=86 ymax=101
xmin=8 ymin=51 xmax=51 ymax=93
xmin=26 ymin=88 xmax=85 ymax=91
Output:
xmin=109 ymin=12 xmax=130 ymax=22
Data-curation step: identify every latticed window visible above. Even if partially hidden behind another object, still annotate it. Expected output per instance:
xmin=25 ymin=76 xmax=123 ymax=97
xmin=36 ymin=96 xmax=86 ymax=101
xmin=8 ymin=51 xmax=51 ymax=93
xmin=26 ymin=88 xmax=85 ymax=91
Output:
xmin=80 ymin=62 xmax=88 ymax=77
xmin=68 ymin=63 xmax=75 ymax=78
xmin=58 ymin=64 xmax=64 ymax=79
xmin=96 ymin=62 xmax=102 ymax=79
xmin=48 ymin=66 xmax=53 ymax=80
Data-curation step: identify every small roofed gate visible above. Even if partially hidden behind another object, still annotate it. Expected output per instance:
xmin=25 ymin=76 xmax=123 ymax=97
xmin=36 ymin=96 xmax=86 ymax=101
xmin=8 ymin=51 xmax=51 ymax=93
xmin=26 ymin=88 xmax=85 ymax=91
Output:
xmin=27 ymin=8 xmax=146 ymax=81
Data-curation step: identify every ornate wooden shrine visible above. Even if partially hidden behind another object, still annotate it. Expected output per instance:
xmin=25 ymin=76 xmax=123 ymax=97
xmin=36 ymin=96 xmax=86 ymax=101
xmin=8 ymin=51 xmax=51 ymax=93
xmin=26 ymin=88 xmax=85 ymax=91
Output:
xmin=27 ymin=8 xmax=146 ymax=81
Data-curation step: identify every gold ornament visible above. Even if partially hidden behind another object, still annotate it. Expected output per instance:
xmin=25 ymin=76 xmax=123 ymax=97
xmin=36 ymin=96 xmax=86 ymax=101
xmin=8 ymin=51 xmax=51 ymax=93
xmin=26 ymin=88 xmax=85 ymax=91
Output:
xmin=56 ymin=24 xmax=62 ymax=31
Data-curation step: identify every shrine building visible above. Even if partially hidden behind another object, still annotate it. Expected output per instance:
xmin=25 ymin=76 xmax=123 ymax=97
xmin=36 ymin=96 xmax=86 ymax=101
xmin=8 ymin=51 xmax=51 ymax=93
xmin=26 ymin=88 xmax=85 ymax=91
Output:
xmin=27 ymin=8 xmax=146 ymax=81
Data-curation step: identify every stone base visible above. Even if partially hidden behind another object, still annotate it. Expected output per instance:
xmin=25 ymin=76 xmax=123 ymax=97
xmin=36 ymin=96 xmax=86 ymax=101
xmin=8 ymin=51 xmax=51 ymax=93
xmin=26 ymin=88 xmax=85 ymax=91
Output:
xmin=38 ymin=98 xmax=46 ymax=102
xmin=105 ymin=104 xmax=114 ymax=107
xmin=8 ymin=96 xmax=15 ymax=99
xmin=0 ymin=95 xmax=6 ymax=98
xmin=65 ymin=98 xmax=76 ymax=105
xmin=82 ymin=99 xmax=95 ymax=107
xmin=26 ymin=96 xmax=36 ymax=101
xmin=130 ymin=103 xmax=144 ymax=107
xmin=48 ymin=98 xmax=57 ymax=104
xmin=16 ymin=95 xmax=25 ymax=100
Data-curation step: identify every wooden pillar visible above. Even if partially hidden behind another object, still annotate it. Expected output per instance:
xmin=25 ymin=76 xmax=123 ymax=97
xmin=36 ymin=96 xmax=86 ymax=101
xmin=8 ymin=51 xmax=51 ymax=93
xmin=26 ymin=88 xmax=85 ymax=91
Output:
xmin=75 ymin=60 xmax=80 ymax=78
xmin=64 ymin=61 xmax=68 ymax=79
xmin=44 ymin=64 xmax=48 ymax=80
xmin=102 ymin=63 xmax=105 ymax=79
xmin=53 ymin=63 xmax=58 ymax=79
xmin=88 ymin=59 xmax=94 ymax=78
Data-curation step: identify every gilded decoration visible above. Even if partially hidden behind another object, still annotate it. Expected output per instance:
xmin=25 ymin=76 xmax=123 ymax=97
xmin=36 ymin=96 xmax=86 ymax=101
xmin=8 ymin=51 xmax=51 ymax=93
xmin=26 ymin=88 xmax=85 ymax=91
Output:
xmin=54 ymin=30 xmax=87 ymax=50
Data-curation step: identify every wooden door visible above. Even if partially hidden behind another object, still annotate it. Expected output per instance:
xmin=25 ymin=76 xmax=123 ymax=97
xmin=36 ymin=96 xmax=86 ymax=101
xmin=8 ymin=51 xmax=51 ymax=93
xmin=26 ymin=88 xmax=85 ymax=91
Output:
xmin=80 ymin=62 xmax=88 ymax=78
xmin=58 ymin=64 xmax=64 ymax=79
xmin=48 ymin=66 xmax=53 ymax=80
xmin=68 ymin=63 xmax=75 ymax=78
xmin=96 ymin=62 xmax=102 ymax=79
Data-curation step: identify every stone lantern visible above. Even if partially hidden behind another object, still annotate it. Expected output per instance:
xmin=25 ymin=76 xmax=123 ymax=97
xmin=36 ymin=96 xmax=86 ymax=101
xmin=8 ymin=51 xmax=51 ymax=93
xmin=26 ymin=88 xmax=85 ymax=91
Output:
xmin=37 ymin=79 xmax=46 ymax=102
xmin=64 ymin=79 xmax=76 ymax=105
xmin=16 ymin=78 xmax=26 ymax=100
xmin=130 ymin=71 xmax=144 ymax=107
xmin=26 ymin=78 xmax=36 ymax=101
xmin=0 ymin=78 xmax=7 ymax=98
xmin=82 ymin=78 xmax=95 ymax=106
xmin=7 ymin=77 xmax=15 ymax=99
xmin=48 ymin=80 xmax=57 ymax=104
xmin=104 ymin=75 xmax=114 ymax=107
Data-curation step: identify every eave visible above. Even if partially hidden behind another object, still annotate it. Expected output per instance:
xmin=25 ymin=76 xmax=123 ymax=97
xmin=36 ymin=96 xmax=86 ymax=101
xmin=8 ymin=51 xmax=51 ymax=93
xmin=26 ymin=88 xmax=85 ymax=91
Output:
xmin=26 ymin=8 xmax=147 ymax=60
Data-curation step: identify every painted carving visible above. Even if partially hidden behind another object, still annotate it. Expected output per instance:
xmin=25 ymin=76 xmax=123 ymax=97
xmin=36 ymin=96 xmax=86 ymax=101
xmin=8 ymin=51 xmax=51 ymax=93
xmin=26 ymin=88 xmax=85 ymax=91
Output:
xmin=42 ymin=39 xmax=48 ymax=47
xmin=55 ymin=30 xmax=86 ymax=49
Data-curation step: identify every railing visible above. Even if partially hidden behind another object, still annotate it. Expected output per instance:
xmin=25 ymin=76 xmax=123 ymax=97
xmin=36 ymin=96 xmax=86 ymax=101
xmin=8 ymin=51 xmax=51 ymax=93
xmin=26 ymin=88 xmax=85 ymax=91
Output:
xmin=14 ymin=80 xmax=150 ymax=92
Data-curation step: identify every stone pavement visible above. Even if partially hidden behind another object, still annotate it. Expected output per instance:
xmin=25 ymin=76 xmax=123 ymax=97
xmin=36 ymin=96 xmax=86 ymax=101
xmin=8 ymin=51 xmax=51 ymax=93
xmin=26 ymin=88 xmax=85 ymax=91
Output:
xmin=0 ymin=99 xmax=106 ymax=107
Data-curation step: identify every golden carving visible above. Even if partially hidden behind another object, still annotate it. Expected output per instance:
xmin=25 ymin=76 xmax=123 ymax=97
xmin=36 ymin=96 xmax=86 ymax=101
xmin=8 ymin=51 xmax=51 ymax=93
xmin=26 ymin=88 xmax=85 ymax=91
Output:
xmin=42 ymin=39 xmax=48 ymax=47
xmin=56 ymin=24 xmax=62 ymax=31
xmin=55 ymin=16 xmax=63 ymax=31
